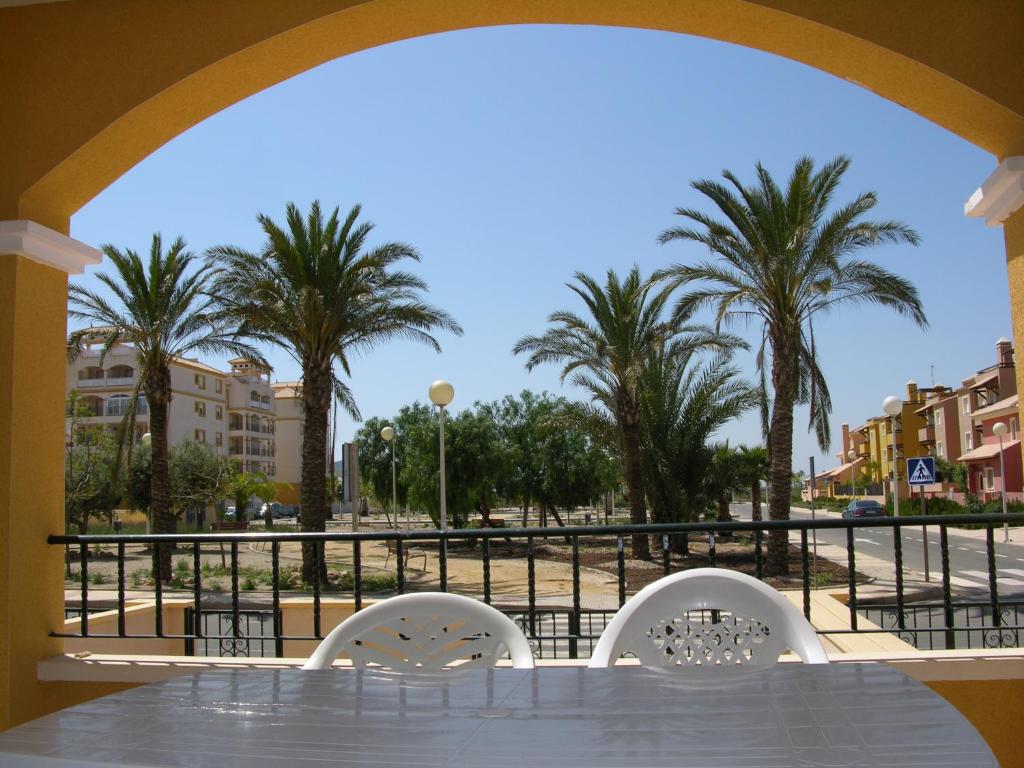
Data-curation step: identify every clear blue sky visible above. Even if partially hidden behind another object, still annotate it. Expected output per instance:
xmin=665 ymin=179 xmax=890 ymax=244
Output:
xmin=69 ymin=24 xmax=1010 ymax=471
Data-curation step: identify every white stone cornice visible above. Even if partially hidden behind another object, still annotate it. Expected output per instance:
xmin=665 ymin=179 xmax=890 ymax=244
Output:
xmin=0 ymin=220 xmax=102 ymax=274
xmin=965 ymin=157 xmax=1024 ymax=226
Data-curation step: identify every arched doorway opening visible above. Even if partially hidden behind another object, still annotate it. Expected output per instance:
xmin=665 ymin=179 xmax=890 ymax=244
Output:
xmin=2 ymin=0 xmax=1024 ymax=731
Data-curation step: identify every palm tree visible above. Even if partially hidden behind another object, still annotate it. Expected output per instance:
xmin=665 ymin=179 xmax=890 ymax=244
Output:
xmin=640 ymin=343 xmax=757 ymax=554
xmin=656 ymin=156 xmax=926 ymax=574
xmin=513 ymin=267 xmax=723 ymax=559
xmin=206 ymin=201 xmax=462 ymax=583
xmin=737 ymin=445 xmax=769 ymax=521
xmin=706 ymin=443 xmax=744 ymax=524
xmin=67 ymin=234 xmax=255 ymax=580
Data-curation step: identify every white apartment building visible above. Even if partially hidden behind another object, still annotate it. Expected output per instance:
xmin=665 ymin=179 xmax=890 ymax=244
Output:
xmin=66 ymin=335 xmax=277 ymax=479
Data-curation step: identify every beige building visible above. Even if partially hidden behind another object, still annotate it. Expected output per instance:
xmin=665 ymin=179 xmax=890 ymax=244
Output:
xmin=271 ymin=381 xmax=303 ymax=505
xmin=66 ymin=336 xmax=277 ymax=479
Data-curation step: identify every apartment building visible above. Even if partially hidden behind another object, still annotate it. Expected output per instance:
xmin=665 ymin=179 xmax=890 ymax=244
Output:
xmin=914 ymin=385 xmax=960 ymax=462
xmin=66 ymin=334 xmax=277 ymax=478
xmin=271 ymin=381 xmax=302 ymax=505
xmin=956 ymin=337 xmax=1021 ymax=498
xmin=848 ymin=381 xmax=931 ymax=495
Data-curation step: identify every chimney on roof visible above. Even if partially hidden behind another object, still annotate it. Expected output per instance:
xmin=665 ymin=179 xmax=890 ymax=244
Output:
xmin=906 ymin=380 xmax=918 ymax=402
xmin=997 ymin=336 xmax=1013 ymax=367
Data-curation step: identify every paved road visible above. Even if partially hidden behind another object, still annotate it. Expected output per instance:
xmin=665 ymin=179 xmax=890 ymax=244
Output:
xmin=732 ymin=502 xmax=1024 ymax=597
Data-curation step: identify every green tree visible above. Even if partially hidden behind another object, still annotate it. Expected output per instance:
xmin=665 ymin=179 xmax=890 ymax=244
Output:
xmin=706 ymin=443 xmax=745 ymax=523
xmin=206 ymin=202 xmax=461 ymax=582
xmin=125 ymin=444 xmax=153 ymax=517
xmin=515 ymin=268 xmax=679 ymax=559
xmin=170 ymin=441 xmax=233 ymax=522
xmin=737 ymin=445 xmax=769 ymax=521
xmin=223 ymin=470 xmax=275 ymax=521
xmin=936 ymin=457 xmax=968 ymax=493
xmin=656 ymin=156 xmax=926 ymax=573
xmin=396 ymin=404 xmax=506 ymax=529
xmin=356 ymin=415 xmax=409 ymax=523
xmin=484 ymin=392 xmax=548 ymax=525
xmin=639 ymin=345 xmax=757 ymax=552
xmin=68 ymin=234 xmax=254 ymax=579
xmin=533 ymin=406 xmax=618 ymax=525
xmin=65 ymin=392 xmax=123 ymax=542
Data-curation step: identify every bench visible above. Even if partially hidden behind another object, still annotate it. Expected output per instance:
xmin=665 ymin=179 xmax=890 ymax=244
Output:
xmin=209 ymin=521 xmax=250 ymax=565
xmin=384 ymin=540 xmax=428 ymax=572
xmin=210 ymin=521 xmax=250 ymax=533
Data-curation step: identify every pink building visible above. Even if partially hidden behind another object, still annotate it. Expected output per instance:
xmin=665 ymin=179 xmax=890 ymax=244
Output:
xmin=956 ymin=338 xmax=1022 ymax=500
xmin=959 ymin=394 xmax=1022 ymax=499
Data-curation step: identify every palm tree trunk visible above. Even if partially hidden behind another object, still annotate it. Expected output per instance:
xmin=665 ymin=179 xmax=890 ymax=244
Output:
xmin=620 ymin=420 xmax=650 ymax=560
xmin=717 ymin=494 xmax=731 ymax=522
xmin=148 ymin=377 xmax=174 ymax=582
xmin=767 ymin=346 xmax=797 ymax=576
xmin=300 ymin=364 xmax=331 ymax=584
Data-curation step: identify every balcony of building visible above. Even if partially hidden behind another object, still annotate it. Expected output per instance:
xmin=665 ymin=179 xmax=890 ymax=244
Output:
xmin=22 ymin=514 xmax=1023 ymax=767
xmin=918 ymin=424 xmax=936 ymax=444
xmin=75 ymin=365 xmax=136 ymax=389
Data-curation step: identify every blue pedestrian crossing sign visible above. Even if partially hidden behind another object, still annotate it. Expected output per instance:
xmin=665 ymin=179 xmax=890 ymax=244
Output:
xmin=906 ymin=456 xmax=936 ymax=486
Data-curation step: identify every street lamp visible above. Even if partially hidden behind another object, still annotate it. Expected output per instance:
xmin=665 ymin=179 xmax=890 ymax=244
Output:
xmin=993 ymin=421 xmax=1010 ymax=542
xmin=848 ymin=449 xmax=857 ymax=500
xmin=882 ymin=395 xmax=902 ymax=517
xmin=428 ymin=380 xmax=455 ymax=530
xmin=380 ymin=426 xmax=398 ymax=530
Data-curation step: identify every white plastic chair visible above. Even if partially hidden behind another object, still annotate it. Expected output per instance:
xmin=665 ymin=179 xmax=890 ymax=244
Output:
xmin=303 ymin=592 xmax=535 ymax=671
xmin=589 ymin=568 xmax=829 ymax=668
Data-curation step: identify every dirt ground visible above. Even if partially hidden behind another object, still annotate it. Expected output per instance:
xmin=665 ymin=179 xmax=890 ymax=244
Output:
xmin=66 ymin=526 xmax=857 ymax=610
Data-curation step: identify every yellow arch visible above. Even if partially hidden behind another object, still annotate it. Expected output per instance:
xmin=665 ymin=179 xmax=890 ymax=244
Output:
xmin=3 ymin=0 xmax=1024 ymax=740
xmin=2 ymin=0 xmax=1023 ymax=231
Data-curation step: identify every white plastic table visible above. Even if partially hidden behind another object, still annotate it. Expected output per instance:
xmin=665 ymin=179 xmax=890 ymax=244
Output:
xmin=0 ymin=664 xmax=997 ymax=767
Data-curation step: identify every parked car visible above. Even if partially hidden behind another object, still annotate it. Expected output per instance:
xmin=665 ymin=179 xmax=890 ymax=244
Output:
xmin=842 ymin=499 xmax=886 ymax=519
xmin=261 ymin=502 xmax=285 ymax=519
xmin=223 ymin=505 xmax=237 ymax=521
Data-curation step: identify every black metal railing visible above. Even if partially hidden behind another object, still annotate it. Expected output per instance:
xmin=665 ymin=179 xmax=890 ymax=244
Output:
xmin=860 ymin=600 xmax=1024 ymax=650
xmin=52 ymin=514 xmax=1024 ymax=658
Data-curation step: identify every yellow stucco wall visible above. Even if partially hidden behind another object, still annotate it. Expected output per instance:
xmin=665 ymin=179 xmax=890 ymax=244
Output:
xmin=2 ymin=0 xmax=1024 ymax=734
xmin=0 ymin=256 xmax=68 ymax=728
xmin=1 ymin=0 xmax=1023 ymax=230
xmin=928 ymin=679 xmax=1024 ymax=768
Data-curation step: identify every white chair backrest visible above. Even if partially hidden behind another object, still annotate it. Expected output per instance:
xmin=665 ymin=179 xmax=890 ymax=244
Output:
xmin=303 ymin=592 xmax=535 ymax=671
xmin=589 ymin=568 xmax=829 ymax=668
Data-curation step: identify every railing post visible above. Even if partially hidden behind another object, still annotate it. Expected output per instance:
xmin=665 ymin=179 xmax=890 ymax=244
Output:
xmin=396 ymin=539 xmax=405 ymax=594
xmin=986 ymin=524 xmax=1002 ymax=646
xmin=940 ymin=526 xmax=955 ymax=649
xmin=616 ymin=536 xmax=626 ymax=608
xmin=845 ymin=527 xmax=858 ymax=631
xmin=570 ymin=536 xmax=581 ymax=659
xmin=800 ymin=529 xmax=810 ymax=620
xmin=353 ymin=540 xmax=362 ymax=612
xmin=271 ymin=541 xmax=282 ymax=657
xmin=893 ymin=524 xmax=906 ymax=633
xmin=482 ymin=538 xmax=491 ymax=605
xmin=527 ymin=536 xmax=536 ymax=637
xmin=192 ymin=542 xmax=203 ymax=641
xmin=79 ymin=543 xmax=89 ymax=637
xmin=754 ymin=529 xmax=763 ymax=580
xmin=117 ymin=541 xmax=126 ymax=637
